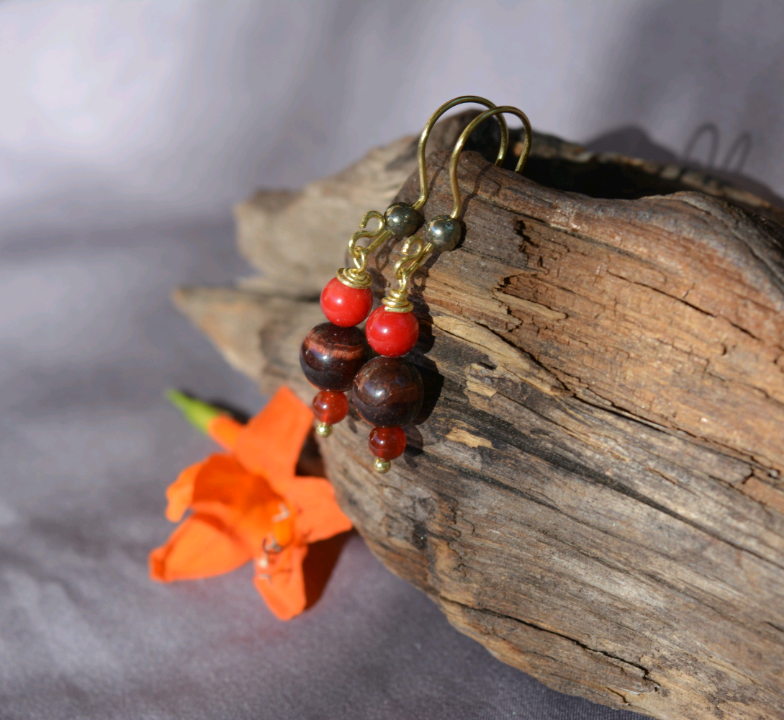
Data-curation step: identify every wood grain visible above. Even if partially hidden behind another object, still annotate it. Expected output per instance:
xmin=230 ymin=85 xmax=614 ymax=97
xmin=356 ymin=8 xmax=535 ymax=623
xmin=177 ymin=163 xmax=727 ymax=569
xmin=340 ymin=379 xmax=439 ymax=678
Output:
xmin=175 ymin=115 xmax=784 ymax=719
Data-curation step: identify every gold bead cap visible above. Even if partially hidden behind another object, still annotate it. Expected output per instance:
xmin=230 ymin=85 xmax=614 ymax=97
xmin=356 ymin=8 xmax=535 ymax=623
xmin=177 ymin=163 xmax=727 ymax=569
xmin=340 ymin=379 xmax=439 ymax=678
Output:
xmin=336 ymin=267 xmax=372 ymax=289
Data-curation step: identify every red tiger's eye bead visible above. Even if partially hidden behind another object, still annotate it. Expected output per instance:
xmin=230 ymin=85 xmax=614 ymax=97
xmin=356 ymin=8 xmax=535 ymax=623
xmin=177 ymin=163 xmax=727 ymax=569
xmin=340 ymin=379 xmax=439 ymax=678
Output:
xmin=365 ymin=307 xmax=419 ymax=357
xmin=312 ymin=390 xmax=349 ymax=425
xmin=300 ymin=323 xmax=368 ymax=391
xmin=352 ymin=356 xmax=423 ymax=427
xmin=368 ymin=426 xmax=407 ymax=460
xmin=320 ymin=277 xmax=373 ymax=327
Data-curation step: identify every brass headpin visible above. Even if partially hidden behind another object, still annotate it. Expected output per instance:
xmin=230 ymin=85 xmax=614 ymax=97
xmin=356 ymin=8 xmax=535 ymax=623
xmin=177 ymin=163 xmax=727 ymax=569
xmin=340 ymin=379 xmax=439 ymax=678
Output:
xmin=381 ymin=236 xmax=433 ymax=313
xmin=338 ymin=211 xmax=389 ymax=289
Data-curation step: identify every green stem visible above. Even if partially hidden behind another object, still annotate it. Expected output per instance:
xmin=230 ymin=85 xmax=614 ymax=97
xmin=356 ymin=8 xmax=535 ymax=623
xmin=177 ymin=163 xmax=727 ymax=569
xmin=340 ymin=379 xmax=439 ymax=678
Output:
xmin=165 ymin=389 xmax=223 ymax=435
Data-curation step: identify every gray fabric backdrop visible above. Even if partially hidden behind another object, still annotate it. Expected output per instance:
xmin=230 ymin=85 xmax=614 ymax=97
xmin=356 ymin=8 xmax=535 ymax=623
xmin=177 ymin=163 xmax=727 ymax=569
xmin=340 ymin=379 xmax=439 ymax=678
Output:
xmin=1 ymin=1 xmax=782 ymax=718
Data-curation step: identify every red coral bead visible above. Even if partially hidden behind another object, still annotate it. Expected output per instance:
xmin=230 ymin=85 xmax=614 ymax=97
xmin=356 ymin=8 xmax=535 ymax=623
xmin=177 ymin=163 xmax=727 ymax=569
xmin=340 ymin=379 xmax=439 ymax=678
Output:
xmin=320 ymin=277 xmax=373 ymax=327
xmin=312 ymin=390 xmax=349 ymax=425
xmin=368 ymin=426 xmax=407 ymax=460
xmin=365 ymin=307 xmax=419 ymax=357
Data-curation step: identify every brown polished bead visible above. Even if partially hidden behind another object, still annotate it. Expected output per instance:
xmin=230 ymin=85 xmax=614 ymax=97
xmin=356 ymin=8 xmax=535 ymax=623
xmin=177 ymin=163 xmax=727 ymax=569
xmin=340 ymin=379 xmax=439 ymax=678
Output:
xmin=300 ymin=323 xmax=368 ymax=391
xmin=369 ymin=426 xmax=407 ymax=460
xmin=352 ymin=356 xmax=423 ymax=427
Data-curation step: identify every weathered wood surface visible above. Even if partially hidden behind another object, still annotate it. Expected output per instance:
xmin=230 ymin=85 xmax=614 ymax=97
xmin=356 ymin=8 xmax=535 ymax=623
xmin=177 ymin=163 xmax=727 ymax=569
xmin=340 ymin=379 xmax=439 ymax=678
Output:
xmin=175 ymin=114 xmax=784 ymax=719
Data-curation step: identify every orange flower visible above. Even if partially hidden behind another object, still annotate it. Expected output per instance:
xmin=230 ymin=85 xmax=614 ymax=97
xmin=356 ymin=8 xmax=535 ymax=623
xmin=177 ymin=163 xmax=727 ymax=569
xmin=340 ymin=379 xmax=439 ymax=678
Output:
xmin=149 ymin=386 xmax=352 ymax=620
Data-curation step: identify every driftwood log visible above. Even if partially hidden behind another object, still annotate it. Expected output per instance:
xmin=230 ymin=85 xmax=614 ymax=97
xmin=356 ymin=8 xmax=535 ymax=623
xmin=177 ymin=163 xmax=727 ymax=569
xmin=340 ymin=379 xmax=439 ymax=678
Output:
xmin=175 ymin=112 xmax=784 ymax=719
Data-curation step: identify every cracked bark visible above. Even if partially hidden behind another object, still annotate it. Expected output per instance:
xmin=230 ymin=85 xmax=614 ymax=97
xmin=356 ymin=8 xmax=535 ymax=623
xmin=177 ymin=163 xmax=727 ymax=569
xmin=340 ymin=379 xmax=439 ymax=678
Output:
xmin=173 ymin=112 xmax=784 ymax=720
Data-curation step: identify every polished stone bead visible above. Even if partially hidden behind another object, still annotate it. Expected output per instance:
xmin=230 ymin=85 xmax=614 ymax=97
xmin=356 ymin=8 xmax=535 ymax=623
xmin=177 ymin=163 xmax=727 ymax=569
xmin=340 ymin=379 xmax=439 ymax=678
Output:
xmin=300 ymin=323 xmax=368 ymax=391
xmin=365 ymin=306 xmax=419 ymax=357
xmin=384 ymin=201 xmax=423 ymax=237
xmin=312 ymin=390 xmax=349 ymax=425
xmin=424 ymin=215 xmax=464 ymax=252
xmin=352 ymin=356 xmax=423 ymax=427
xmin=320 ymin=277 xmax=373 ymax=327
xmin=369 ymin=426 xmax=407 ymax=460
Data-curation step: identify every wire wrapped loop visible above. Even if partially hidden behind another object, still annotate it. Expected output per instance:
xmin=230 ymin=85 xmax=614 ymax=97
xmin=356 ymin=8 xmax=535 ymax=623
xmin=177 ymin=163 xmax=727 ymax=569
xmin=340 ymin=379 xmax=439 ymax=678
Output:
xmin=338 ymin=210 xmax=390 ymax=288
xmin=382 ymin=236 xmax=433 ymax=313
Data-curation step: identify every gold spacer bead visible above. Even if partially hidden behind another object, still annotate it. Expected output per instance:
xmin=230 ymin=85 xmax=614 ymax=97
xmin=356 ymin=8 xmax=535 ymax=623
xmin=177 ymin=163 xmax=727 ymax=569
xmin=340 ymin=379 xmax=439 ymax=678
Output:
xmin=316 ymin=422 xmax=333 ymax=438
xmin=374 ymin=457 xmax=391 ymax=473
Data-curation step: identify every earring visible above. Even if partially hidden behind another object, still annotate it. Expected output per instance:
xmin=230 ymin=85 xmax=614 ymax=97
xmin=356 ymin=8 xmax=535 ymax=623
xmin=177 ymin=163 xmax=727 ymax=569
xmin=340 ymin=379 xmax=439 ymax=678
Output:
xmin=299 ymin=96 xmax=509 ymax=439
xmin=351 ymin=105 xmax=533 ymax=473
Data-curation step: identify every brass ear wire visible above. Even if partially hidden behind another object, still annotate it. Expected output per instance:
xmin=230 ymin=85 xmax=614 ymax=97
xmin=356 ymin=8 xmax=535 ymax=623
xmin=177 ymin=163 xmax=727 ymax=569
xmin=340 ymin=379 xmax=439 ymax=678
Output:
xmin=338 ymin=96 xmax=509 ymax=290
xmin=381 ymin=105 xmax=532 ymax=314
xmin=446 ymin=106 xmax=532 ymax=220
xmin=410 ymin=95 xmax=510 ymax=212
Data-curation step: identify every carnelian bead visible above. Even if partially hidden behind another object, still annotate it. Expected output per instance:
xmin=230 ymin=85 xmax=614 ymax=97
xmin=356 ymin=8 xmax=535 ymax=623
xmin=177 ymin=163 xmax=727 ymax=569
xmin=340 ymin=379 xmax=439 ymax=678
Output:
xmin=369 ymin=426 xmax=407 ymax=460
xmin=312 ymin=390 xmax=349 ymax=425
xmin=365 ymin=307 xmax=419 ymax=357
xmin=320 ymin=277 xmax=373 ymax=327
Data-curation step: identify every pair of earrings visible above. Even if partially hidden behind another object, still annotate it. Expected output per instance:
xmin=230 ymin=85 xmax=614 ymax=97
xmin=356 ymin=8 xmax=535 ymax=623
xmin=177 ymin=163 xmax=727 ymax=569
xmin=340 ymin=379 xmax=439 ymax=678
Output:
xmin=300 ymin=96 xmax=532 ymax=473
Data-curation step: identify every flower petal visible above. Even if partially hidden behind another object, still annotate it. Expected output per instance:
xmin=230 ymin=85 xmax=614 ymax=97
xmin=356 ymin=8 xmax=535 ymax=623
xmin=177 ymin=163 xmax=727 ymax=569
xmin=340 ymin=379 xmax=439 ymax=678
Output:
xmin=283 ymin=477 xmax=353 ymax=544
xmin=207 ymin=414 xmax=243 ymax=451
xmin=234 ymin=386 xmax=313 ymax=496
xmin=165 ymin=460 xmax=206 ymax=522
xmin=149 ymin=514 xmax=252 ymax=581
xmin=190 ymin=453 xmax=276 ymax=523
xmin=253 ymin=544 xmax=308 ymax=620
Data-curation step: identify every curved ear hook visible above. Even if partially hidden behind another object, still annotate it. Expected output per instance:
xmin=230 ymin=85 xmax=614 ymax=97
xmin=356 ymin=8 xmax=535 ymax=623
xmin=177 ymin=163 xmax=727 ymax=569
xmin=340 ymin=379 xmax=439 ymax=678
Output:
xmin=448 ymin=105 xmax=533 ymax=219
xmin=338 ymin=97 xmax=509 ymax=290
xmin=412 ymin=95 xmax=510 ymax=212
xmin=382 ymin=104 xmax=533 ymax=312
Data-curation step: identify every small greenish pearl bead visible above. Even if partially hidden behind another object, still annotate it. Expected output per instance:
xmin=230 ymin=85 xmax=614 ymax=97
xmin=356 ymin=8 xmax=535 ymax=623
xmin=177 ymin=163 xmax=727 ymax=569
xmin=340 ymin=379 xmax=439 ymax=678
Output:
xmin=424 ymin=215 xmax=463 ymax=252
xmin=384 ymin=202 xmax=423 ymax=237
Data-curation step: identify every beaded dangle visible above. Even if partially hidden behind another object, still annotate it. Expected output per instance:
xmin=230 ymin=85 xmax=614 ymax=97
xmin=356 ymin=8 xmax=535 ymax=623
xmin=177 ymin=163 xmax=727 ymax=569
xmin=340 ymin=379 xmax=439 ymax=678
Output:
xmin=352 ymin=105 xmax=533 ymax=473
xmin=300 ymin=96 xmax=509 ymax=439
